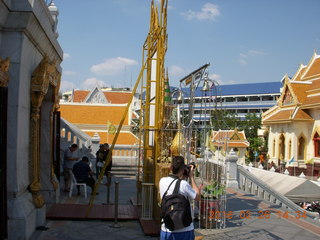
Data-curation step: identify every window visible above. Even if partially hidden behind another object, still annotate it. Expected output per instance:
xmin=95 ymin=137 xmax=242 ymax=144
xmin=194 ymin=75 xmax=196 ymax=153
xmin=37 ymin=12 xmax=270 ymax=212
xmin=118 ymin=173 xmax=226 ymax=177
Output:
xmin=313 ymin=132 xmax=320 ymax=157
xmin=237 ymin=109 xmax=248 ymax=113
xmin=298 ymin=136 xmax=306 ymax=160
xmin=272 ymin=139 xmax=276 ymax=157
xmin=262 ymin=96 xmax=273 ymax=101
xmin=237 ymin=97 xmax=248 ymax=102
xmin=249 ymin=96 xmax=260 ymax=101
xmin=226 ymin=97 xmax=234 ymax=102
xmin=288 ymin=140 xmax=292 ymax=160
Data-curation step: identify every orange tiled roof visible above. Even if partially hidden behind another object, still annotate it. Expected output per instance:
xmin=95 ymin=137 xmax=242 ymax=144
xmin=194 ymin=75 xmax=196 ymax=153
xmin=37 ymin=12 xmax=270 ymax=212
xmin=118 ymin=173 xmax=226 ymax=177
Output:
xmin=212 ymin=142 xmax=249 ymax=148
xmin=293 ymin=109 xmax=314 ymax=120
xmin=210 ymin=130 xmax=249 ymax=149
xmin=263 ymin=108 xmax=313 ymax=123
xmin=104 ymin=92 xmax=132 ymax=104
xmin=263 ymin=109 xmax=294 ymax=122
xmin=73 ymin=90 xmax=89 ymax=102
xmin=303 ymin=95 xmax=320 ymax=106
xmin=302 ymin=56 xmax=320 ymax=79
xmin=293 ymin=65 xmax=307 ymax=82
xmin=263 ymin=53 xmax=320 ymax=125
xmin=60 ymin=104 xmax=129 ymax=125
xmin=85 ymin=131 xmax=139 ymax=145
xmin=289 ymin=82 xmax=310 ymax=103
xmin=212 ymin=130 xmax=246 ymax=141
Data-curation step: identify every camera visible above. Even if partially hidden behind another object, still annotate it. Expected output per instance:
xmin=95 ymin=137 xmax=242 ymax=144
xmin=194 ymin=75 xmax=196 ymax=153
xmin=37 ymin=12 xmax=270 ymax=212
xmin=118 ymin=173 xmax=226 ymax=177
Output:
xmin=183 ymin=162 xmax=196 ymax=177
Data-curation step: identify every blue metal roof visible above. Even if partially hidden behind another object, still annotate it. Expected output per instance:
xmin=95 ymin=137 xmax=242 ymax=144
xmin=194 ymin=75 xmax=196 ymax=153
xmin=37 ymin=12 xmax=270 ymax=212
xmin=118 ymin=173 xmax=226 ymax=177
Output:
xmin=178 ymin=81 xmax=282 ymax=98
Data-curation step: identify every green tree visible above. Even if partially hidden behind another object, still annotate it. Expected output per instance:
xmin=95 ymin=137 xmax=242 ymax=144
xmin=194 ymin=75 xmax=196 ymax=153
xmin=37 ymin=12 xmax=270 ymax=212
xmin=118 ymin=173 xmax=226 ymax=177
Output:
xmin=210 ymin=109 xmax=240 ymax=130
xmin=238 ymin=113 xmax=264 ymax=162
xmin=210 ymin=111 xmax=265 ymax=162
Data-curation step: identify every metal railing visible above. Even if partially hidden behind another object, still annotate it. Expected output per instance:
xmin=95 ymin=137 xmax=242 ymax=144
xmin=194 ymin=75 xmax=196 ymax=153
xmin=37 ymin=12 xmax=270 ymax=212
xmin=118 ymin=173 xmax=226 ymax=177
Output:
xmin=238 ymin=165 xmax=319 ymax=220
xmin=141 ymin=183 xmax=154 ymax=220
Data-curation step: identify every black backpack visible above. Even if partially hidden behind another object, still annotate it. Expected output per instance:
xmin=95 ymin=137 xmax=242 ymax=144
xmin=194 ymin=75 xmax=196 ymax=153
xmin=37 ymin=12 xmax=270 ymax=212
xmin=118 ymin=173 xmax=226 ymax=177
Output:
xmin=161 ymin=177 xmax=192 ymax=231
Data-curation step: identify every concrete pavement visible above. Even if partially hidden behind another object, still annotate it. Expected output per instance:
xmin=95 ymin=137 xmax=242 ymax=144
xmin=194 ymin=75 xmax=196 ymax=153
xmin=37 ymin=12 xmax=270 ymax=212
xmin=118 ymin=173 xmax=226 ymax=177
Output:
xmin=30 ymin=175 xmax=320 ymax=240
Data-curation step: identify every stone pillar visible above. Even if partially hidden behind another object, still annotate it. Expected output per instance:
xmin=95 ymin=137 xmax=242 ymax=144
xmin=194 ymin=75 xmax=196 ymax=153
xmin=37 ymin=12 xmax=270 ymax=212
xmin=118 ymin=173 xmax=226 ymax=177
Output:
xmin=91 ymin=133 xmax=100 ymax=160
xmin=226 ymin=150 xmax=239 ymax=189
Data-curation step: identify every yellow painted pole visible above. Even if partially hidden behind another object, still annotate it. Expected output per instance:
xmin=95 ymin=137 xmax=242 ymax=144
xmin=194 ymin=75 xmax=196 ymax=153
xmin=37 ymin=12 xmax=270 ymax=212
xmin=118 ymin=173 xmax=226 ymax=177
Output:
xmin=86 ymin=60 xmax=147 ymax=216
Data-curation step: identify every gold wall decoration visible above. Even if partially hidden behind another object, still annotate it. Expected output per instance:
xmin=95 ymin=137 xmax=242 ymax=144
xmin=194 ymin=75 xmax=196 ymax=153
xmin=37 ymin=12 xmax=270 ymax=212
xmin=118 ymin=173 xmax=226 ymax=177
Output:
xmin=51 ymin=72 xmax=61 ymax=191
xmin=29 ymin=56 xmax=59 ymax=208
xmin=0 ymin=57 xmax=10 ymax=87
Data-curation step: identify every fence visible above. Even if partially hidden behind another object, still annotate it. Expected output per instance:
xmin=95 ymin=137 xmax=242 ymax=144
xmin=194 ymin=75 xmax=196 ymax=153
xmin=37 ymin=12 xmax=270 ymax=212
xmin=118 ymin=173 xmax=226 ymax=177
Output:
xmin=238 ymin=165 xmax=319 ymax=220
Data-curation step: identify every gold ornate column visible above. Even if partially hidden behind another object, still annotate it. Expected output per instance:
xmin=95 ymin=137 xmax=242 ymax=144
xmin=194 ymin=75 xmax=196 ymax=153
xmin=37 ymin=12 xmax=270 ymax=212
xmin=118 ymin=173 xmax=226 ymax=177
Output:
xmin=0 ymin=57 xmax=10 ymax=87
xmin=50 ymin=68 xmax=61 ymax=191
xmin=29 ymin=56 xmax=51 ymax=208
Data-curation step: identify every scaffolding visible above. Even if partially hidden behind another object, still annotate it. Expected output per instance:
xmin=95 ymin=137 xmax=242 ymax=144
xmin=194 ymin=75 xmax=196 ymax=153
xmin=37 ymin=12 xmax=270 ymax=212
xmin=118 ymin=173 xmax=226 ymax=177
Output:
xmin=87 ymin=0 xmax=227 ymax=230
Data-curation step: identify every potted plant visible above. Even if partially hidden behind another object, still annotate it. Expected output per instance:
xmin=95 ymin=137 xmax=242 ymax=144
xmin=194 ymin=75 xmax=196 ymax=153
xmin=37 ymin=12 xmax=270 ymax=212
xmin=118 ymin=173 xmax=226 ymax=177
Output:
xmin=199 ymin=180 xmax=225 ymax=229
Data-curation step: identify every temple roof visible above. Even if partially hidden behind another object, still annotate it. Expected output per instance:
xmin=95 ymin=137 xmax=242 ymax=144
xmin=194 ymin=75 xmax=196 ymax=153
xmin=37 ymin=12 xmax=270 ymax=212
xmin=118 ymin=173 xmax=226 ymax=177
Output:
xmin=262 ymin=52 xmax=320 ymax=125
xmin=71 ymin=88 xmax=132 ymax=104
xmin=210 ymin=129 xmax=249 ymax=149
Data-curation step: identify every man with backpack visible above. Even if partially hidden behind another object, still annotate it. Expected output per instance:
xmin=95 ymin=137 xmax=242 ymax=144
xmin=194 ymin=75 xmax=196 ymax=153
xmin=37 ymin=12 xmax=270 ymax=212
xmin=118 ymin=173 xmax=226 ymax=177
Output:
xmin=159 ymin=156 xmax=201 ymax=240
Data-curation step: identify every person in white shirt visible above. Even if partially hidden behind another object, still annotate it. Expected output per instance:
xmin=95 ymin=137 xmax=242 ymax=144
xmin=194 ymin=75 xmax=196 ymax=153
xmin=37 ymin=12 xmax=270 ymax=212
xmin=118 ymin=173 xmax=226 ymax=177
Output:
xmin=159 ymin=156 xmax=200 ymax=240
xmin=63 ymin=144 xmax=79 ymax=192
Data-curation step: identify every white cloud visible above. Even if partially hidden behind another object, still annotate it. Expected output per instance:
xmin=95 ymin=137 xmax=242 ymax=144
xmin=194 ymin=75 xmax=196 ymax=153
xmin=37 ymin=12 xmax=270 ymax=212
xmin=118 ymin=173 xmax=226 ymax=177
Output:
xmin=82 ymin=78 xmax=106 ymax=89
xmin=238 ymin=58 xmax=248 ymax=65
xmin=90 ymin=57 xmax=138 ymax=76
xmin=63 ymin=53 xmax=71 ymax=59
xmin=239 ymin=49 xmax=267 ymax=65
xmin=209 ymin=73 xmax=221 ymax=81
xmin=181 ymin=3 xmax=220 ymax=21
xmin=168 ymin=65 xmax=187 ymax=78
xmin=60 ymin=80 xmax=74 ymax=93
xmin=63 ymin=70 xmax=76 ymax=76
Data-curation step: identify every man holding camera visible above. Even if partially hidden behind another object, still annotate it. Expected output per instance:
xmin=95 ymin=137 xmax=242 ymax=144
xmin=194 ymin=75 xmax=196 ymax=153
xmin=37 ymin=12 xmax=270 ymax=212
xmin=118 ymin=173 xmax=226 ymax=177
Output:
xmin=159 ymin=156 xmax=201 ymax=240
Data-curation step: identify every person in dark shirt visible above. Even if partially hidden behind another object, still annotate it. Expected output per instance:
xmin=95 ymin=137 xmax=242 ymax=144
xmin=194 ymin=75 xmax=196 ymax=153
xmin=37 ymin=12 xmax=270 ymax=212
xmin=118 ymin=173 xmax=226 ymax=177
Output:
xmin=104 ymin=143 xmax=113 ymax=186
xmin=73 ymin=156 xmax=97 ymax=195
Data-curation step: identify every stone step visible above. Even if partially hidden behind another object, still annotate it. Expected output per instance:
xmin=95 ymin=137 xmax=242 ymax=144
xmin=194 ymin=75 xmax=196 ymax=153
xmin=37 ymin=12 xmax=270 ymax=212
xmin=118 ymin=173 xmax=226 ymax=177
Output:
xmin=110 ymin=165 xmax=138 ymax=177
xmin=110 ymin=170 xmax=137 ymax=176
xmin=112 ymin=166 xmax=138 ymax=172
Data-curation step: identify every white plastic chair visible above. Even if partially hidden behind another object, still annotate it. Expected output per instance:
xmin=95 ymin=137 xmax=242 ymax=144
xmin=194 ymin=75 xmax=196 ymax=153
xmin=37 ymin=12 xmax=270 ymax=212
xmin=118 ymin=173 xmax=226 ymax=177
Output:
xmin=69 ymin=170 xmax=87 ymax=198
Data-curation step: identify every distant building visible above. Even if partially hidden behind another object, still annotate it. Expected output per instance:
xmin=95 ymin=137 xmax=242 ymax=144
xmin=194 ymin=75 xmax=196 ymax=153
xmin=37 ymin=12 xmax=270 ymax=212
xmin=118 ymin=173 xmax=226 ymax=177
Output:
xmin=175 ymin=81 xmax=282 ymax=124
xmin=59 ymin=86 xmax=140 ymax=146
xmin=209 ymin=129 xmax=250 ymax=165
xmin=262 ymin=52 xmax=320 ymax=177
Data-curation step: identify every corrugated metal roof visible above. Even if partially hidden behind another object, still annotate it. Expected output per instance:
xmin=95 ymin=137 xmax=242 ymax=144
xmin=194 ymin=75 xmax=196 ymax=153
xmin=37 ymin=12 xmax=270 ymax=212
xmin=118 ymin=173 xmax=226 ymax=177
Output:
xmin=179 ymin=81 xmax=282 ymax=97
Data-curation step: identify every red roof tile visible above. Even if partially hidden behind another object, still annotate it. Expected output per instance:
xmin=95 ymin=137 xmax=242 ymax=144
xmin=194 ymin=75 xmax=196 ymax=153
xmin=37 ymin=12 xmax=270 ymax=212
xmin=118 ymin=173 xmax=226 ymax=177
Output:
xmin=104 ymin=92 xmax=132 ymax=104
xmin=73 ymin=90 xmax=89 ymax=102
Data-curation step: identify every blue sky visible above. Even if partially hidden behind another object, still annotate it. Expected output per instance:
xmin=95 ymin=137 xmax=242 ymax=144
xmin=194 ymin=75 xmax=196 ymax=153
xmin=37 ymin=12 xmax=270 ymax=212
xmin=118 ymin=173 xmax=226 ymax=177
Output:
xmin=54 ymin=0 xmax=320 ymax=92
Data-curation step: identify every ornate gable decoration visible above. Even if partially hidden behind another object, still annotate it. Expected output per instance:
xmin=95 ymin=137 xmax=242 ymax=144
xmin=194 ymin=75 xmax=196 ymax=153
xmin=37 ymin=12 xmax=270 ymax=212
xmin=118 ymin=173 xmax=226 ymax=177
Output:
xmin=85 ymin=86 xmax=108 ymax=104
xmin=278 ymin=76 xmax=298 ymax=107
xmin=0 ymin=57 xmax=10 ymax=87
xmin=230 ymin=128 xmax=241 ymax=141
xmin=31 ymin=56 xmax=59 ymax=94
xmin=282 ymin=87 xmax=294 ymax=106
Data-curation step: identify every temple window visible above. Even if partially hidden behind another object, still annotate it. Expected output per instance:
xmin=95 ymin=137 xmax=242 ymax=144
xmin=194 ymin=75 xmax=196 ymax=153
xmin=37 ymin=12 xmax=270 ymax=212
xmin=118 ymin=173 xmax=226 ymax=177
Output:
xmin=288 ymin=140 xmax=292 ymax=159
xmin=298 ymin=136 xmax=306 ymax=160
xmin=313 ymin=132 xmax=320 ymax=157
xmin=272 ymin=139 xmax=276 ymax=157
